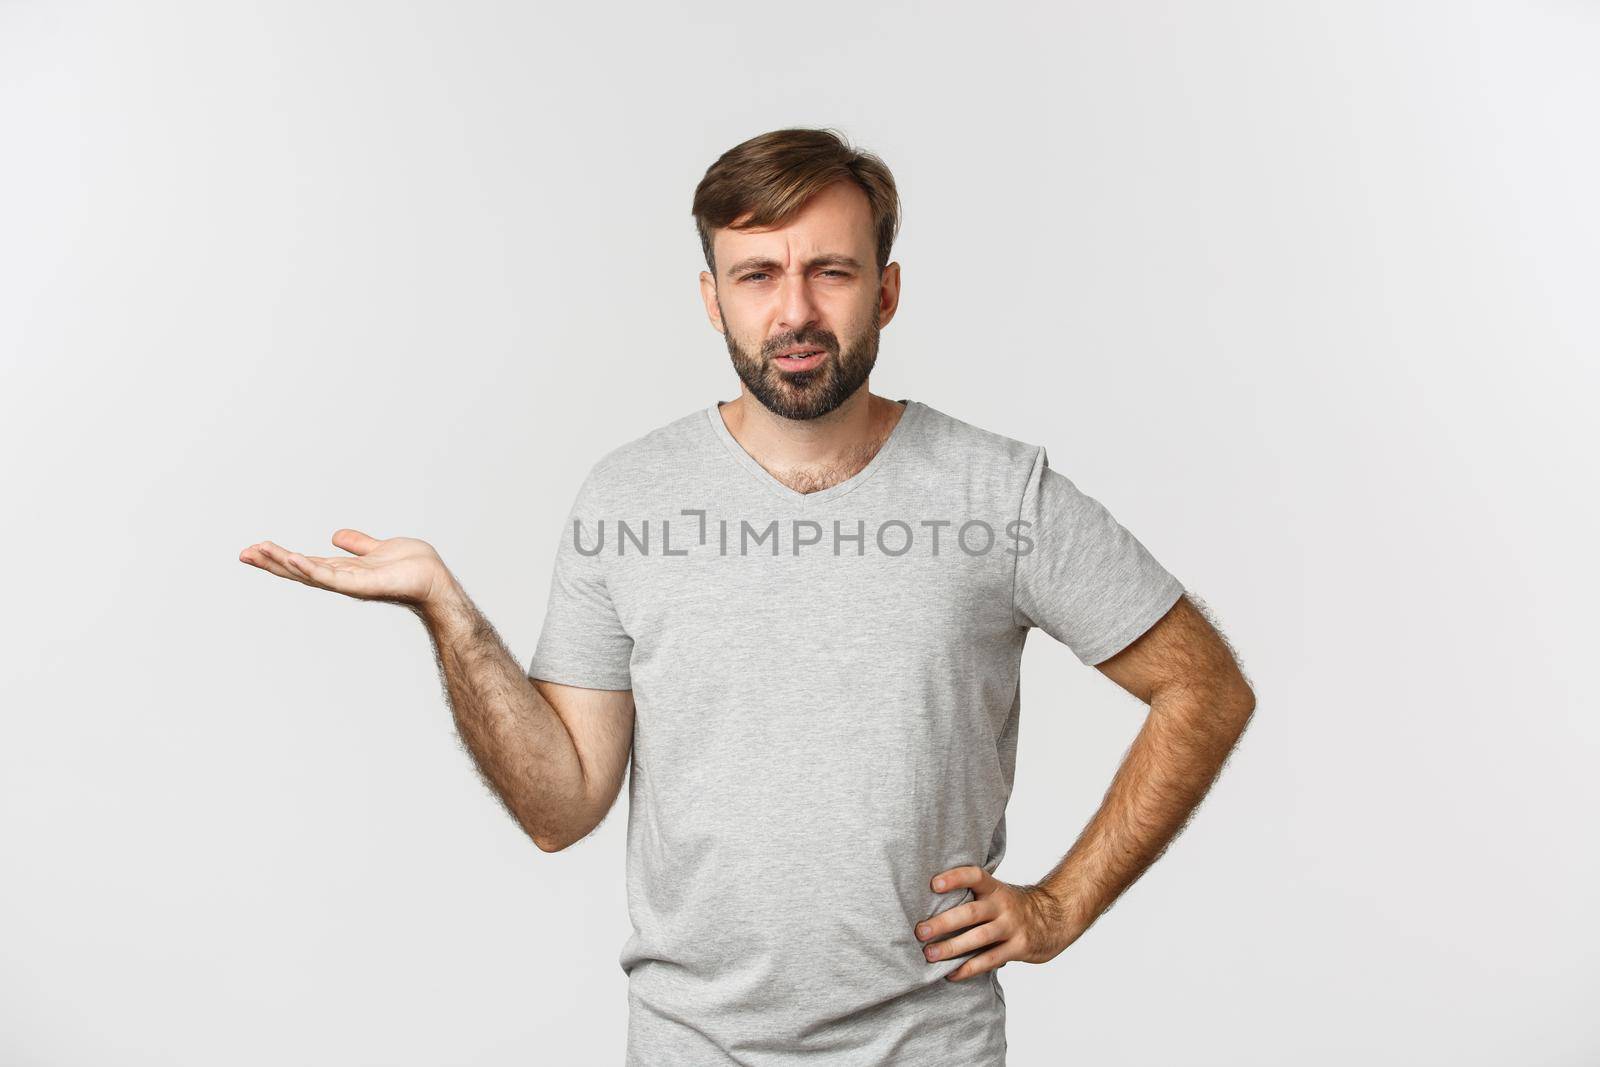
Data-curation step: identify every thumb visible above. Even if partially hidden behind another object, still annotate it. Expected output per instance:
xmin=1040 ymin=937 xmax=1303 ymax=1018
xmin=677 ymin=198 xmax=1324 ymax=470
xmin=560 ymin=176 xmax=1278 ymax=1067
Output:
xmin=331 ymin=528 xmax=383 ymax=556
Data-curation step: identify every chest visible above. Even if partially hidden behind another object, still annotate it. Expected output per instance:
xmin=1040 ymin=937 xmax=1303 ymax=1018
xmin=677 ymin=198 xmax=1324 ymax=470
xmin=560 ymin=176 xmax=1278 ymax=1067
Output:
xmin=608 ymin=534 xmax=1019 ymax=681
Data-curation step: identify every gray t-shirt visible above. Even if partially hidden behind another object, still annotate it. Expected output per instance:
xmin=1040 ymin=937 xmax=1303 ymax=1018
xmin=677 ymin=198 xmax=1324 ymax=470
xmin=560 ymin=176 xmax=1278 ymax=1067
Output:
xmin=528 ymin=397 xmax=1185 ymax=1065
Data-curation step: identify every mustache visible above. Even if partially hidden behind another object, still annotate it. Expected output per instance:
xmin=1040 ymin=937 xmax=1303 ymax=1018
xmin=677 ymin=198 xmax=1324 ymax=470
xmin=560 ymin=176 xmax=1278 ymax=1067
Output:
xmin=763 ymin=334 xmax=838 ymax=358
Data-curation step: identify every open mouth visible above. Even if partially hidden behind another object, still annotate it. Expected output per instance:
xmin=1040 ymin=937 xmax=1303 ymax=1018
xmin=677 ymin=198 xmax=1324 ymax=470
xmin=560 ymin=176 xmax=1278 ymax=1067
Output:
xmin=773 ymin=349 xmax=827 ymax=372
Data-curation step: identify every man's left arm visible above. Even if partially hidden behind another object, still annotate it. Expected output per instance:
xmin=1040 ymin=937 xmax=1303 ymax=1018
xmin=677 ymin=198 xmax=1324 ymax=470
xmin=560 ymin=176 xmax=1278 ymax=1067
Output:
xmin=917 ymin=593 xmax=1256 ymax=981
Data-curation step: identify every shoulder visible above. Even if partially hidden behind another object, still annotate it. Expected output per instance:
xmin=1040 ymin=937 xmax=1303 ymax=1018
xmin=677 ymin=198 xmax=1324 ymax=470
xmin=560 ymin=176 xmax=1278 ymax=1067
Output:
xmin=909 ymin=399 xmax=1048 ymax=488
xmin=574 ymin=405 xmax=709 ymax=498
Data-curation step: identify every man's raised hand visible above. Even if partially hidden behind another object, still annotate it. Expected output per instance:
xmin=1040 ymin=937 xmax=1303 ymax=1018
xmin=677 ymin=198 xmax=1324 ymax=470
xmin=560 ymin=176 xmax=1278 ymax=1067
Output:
xmin=239 ymin=529 xmax=459 ymax=614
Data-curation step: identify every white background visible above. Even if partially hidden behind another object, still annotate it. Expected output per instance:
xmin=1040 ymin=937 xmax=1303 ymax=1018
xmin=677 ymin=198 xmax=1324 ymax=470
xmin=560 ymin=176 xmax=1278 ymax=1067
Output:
xmin=3 ymin=2 xmax=1595 ymax=1064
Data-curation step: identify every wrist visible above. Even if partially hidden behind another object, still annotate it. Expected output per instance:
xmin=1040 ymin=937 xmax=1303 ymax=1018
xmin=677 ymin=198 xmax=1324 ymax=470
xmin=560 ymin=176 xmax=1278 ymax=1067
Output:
xmin=418 ymin=571 xmax=470 ymax=629
xmin=1032 ymin=876 xmax=1090 ymax=938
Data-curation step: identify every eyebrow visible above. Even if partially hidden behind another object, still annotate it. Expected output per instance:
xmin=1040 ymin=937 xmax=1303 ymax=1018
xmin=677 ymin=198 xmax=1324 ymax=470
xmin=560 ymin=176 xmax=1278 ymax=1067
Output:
xmin=724 ymin=254 xmax=864 ymax=278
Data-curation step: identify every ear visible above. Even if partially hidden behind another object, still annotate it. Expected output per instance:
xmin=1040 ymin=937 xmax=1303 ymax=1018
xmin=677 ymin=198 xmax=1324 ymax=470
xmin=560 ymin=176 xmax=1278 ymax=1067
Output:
xmin=876 ymin=261 xmax=902 ymax=328
xmin=699 ymin=270 xmax=725 ymax=333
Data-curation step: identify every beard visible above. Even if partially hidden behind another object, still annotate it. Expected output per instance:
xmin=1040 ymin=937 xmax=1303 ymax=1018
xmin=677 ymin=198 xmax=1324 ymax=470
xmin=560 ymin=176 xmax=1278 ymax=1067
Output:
xmin=720 ymin=303 xmax=880 ymax=421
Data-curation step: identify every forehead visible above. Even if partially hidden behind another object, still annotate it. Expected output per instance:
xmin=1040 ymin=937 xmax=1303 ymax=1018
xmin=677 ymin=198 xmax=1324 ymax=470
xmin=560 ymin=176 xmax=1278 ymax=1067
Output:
xmin=717 ymin=180 xmax=874 ymax=265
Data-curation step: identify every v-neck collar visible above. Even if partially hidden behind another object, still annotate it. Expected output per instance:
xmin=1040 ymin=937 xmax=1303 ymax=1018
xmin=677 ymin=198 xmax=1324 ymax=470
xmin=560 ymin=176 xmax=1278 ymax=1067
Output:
xmin=704 ymin=397 xmax=923 ymax=505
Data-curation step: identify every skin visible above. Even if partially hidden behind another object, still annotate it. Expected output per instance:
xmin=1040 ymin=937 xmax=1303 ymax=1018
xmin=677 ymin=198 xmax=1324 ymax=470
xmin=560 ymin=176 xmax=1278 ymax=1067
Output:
xmin=238 ymin=175 xmax=1257 ymax=993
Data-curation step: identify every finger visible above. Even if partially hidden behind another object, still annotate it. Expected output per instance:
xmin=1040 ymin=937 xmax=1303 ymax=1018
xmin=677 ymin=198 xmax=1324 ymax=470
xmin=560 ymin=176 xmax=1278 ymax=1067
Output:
xmin=924 ymin=920 xmax=1005 ymax=965
xmin=945 ymin=946 xmax=1011 ymax=983
xmin=931 ymin=865 xmax=984 ymax=894
xmin=916 ymin=896 xmax=999 ymax=942
xmin=240 ymin=545 xmax=291 ymax=577
xmin=260 ymin=542 xmax=344 ymax=592
xmin=249 ymin=542 xmax=312 ymax=584
xmin=331 ymin=529 xmax=382 ymax=556
xmin=281 ymin=551 xmax=353 ymax=594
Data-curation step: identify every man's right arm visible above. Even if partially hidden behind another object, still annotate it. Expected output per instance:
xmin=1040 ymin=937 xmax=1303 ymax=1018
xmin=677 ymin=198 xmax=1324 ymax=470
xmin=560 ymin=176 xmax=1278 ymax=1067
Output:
xmin=240 ymin=529 xmax=633 ymax=852
xmin=421 ymin=578 xmax=636 ymax=853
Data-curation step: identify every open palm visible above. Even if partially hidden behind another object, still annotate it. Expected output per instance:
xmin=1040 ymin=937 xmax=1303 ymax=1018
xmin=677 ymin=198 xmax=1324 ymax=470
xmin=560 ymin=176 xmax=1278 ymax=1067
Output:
xmin=239 ymin=529 xmax=452 ymax=610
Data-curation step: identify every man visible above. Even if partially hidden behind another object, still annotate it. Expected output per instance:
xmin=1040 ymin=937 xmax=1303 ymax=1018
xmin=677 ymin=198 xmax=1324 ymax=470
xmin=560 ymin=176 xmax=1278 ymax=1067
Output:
xmin=240 ymin=127 xmax=1256 ymax=1064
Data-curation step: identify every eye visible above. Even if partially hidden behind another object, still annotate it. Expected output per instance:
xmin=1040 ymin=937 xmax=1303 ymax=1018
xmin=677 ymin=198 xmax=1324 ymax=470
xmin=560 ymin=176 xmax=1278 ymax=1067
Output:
xmin=820 ymin=270 xmax=849 ymax=278
xmin=741 ymin=272 xmax=770 ymax=282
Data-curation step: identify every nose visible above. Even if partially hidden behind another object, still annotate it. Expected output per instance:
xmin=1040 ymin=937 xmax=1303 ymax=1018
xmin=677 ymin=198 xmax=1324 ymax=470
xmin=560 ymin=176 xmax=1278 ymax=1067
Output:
xmin=775 ymin=273 xmax=821 ymax=336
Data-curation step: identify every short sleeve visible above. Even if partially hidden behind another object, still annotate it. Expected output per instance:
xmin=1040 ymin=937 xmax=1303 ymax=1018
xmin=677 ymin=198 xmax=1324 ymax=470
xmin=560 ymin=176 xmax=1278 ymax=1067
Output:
xmin=527 ymin=464 xmax=634 ymax=690
xmin=1012 ymin=446 xmax=1185 ymax=666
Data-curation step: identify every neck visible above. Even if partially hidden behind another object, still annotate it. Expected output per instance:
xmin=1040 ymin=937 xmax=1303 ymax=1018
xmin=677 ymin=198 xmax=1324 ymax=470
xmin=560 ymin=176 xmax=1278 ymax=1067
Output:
xmin=718 ymin=388 xmax=905 ymax=494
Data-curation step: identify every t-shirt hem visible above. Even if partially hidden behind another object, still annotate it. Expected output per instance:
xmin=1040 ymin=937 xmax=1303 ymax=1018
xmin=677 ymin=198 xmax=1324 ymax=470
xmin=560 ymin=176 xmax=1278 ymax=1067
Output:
xmin=1078 ymin=577 xmax=1185 ymax=666
xmin=526 ymin=655 xmax=632 ymax=691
